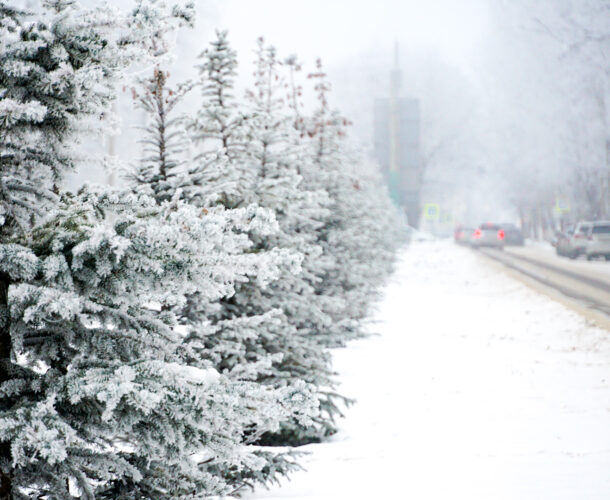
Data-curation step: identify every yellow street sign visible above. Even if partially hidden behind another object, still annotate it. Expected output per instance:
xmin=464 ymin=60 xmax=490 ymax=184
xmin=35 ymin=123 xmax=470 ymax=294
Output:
xmin=554 ymin=198 xmax=570 ymax=214
xmin=423 ymin=203 xmax=440 ymax=221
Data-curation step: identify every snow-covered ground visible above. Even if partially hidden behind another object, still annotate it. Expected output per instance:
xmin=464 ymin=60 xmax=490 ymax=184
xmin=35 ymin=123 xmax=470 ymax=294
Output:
xmin=245 ymin=240 xmax=610 ymax=500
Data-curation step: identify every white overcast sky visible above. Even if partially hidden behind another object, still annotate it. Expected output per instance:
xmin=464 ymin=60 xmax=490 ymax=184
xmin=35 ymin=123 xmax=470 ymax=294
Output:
xmin=205 ymin=0 xmax=491 ymax=72
xmin=182 ymin=0 xmax=493 ymax=146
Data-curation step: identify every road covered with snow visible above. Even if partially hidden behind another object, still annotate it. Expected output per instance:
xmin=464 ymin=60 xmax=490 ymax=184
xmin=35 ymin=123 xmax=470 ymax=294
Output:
xmin=506 ymin=241 xmax=610 ymax=282
xmin=245 ymin=240 xmax=610 ymax=500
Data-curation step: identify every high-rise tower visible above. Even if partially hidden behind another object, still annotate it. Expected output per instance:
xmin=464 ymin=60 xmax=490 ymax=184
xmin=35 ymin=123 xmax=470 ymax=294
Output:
xmin=374 ymin=44 xmax=423 ymax=228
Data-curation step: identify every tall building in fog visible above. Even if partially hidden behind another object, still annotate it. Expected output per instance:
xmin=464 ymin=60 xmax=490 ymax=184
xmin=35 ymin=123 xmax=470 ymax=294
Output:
xmin=374 ymin=46 xmax=423 ymax=228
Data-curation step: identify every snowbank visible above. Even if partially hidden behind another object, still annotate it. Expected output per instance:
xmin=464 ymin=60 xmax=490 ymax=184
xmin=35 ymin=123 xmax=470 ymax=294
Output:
xmin=245 ymin=240 xmax=610 ymax=500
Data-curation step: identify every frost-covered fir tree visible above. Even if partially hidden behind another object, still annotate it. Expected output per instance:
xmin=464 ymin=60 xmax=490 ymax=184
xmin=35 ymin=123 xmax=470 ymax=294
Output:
xmin=303 ymin=59 xmax=405 ymax=328
xmin=0 ymin=0 xmax=195 ymax=234
xmin=186 ymin=33 xmax=292 ymax=375
xmin=187 ymin=29 xmax=254 ymax=208
xmin=6 ymin=188 xmax=313 ymax=498
xmin=0 ymin=2 xmax=130 ymax=495
xmin=283 ymin=57 xmax=357 ymax=348
xmin=186 ymin=34 xmax=331 ymax=447
xmin=302 ymin=59 xmax=362 ymax=330
xmin=130 ymin=37 xmax=319 ymax=489
xmin=0 ymin=1 xmax=313 ymax=496
xmin=284 ymin=54 xmax=308 ymax=138
xmin=129 ymin=68 xmax=192 ymax=203
xmin=124 ymin=0 xmax=196 ymax=62
xmin=0 ymin=0 xmax=120 ymax=235
xmin=196 ymin=38 xmax=346 ymax=445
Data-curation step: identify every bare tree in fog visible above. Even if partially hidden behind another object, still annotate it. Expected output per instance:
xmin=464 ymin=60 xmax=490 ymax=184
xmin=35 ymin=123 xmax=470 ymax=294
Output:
xmin=485 ymin=0 xmax=610 ymax=234
xmin=532 ymin=0 xmax=610 ymax=219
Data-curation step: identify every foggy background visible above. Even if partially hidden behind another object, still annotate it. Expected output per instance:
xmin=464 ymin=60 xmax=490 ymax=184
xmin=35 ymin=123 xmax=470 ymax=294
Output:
xmin=62 ymin=0 xmax=609 ymax=236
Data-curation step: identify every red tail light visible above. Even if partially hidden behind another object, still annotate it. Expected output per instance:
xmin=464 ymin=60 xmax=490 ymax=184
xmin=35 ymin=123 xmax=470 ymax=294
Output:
xmin=473 ymin=229 xmax=482 ymax=239
xmin=497 ymin=229 xmax=505 ymax=240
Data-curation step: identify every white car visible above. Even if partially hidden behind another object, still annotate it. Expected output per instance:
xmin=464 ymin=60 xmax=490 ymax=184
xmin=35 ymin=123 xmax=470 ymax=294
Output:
xmin=471 ymin=223 xmax=505 ymax=249
xmin=568 ymin=221 xmax=593 ymax=258
xmin=585 ymin=221 xmax=610 ymax=260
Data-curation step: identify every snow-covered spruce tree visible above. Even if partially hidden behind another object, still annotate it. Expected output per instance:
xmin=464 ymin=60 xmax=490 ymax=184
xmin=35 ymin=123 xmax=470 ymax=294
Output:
xmin=129 ymin=67 xmax=192 ymax=203
xmin=284 ymin=54 xmax=306 ymax=136
xmin=130 ymin=48 xmax=317 ymax=490
xmin=186 ymin=33 xmax=333 ymax=448
xmin=323 ymin=152 xmax=405 ymax=322
xmin=186 ymin=33 xmax=322 ymax=448
xmin=0 ymin=1 xmax=311 ymax=496
xmin=0 ymin=1 xmax=130 ymax=495
xmin=124 ymin=0 xmax=196 ymax=61
xmin=209 ymin=38 xmax=347 ymax=446
xmin=283 ymin=57 xmax=357 ymax=348
xmin=0 ymin=0 xmax=193 ymax=246
xmin=187 ymin=29 xmax=254 ymax=208
xmin=7 ymin=188 xmax=314 ymax=498
xmin=303 ymin=59 xmax=405 ymax=328
xmin=0 ymin=0 xmax=123 ymax=236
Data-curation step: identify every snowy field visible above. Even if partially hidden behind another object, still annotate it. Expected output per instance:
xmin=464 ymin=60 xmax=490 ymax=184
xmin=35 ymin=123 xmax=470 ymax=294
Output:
xmin=245 ymin=240 xmax=610 ymax=500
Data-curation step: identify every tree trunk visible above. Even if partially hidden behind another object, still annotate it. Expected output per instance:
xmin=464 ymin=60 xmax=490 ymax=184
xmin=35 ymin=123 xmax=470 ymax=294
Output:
xmin=0 ymin=471 xmax=11 ymax=500
xmin=0 ymin=273 xmax=12 ymax=375
xmin=0 ymin=273 xmax=12 ymax=498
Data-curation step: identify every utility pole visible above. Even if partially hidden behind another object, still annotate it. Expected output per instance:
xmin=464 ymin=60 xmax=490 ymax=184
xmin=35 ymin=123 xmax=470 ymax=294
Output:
xmin=594 ymin=73 xmax=610 ymax=218
xmin=388 ymin=42 xmax=401 ymax=204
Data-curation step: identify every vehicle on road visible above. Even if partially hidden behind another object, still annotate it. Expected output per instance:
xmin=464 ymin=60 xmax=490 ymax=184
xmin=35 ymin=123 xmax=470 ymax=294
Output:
xmin=471 ymin=223 xmax=505 ymax=249
xmin=554 ymin=227 xmax=575 ymax=257
xmin=554 ymin=222 xmax=593 ymax=259
xmin=585 ymin=221 xmax=610 ymax=260
xmin=499 ymin=223 xmax=524 ymax=246
xmin=568 ymin=221 xmax=593 ymax=259
xmin=454 ymin=225 xmax=475 ymax=245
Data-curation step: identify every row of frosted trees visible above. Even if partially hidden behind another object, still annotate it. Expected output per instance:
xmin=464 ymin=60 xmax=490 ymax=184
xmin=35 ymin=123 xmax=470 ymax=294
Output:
xmin=0 ymin=1 xmax=404 ymax=498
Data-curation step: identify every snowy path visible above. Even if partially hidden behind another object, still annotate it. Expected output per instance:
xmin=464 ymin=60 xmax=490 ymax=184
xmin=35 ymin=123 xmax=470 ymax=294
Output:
xmin=245 ymin=240 xmax=610 ymax=500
